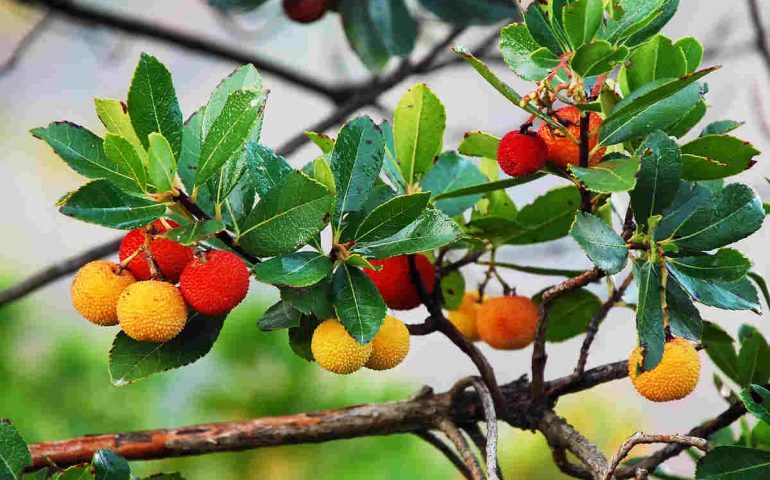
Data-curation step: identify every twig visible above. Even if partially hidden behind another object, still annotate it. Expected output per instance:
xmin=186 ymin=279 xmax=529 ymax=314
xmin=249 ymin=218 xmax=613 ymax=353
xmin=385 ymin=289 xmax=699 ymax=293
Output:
xmin=450 ymin=377 xmax=499 ymax=480
xmin=603 ymin=433 xmax=710 ymax=480
xmin=747 ymin=0 xmax=770 ymax=78
xmin=549 ymin=445 xmax=592 ymax=479
xmin=635 ymin=469 xmax=648 ymax=480
xmin=538 ymin=409 xmax=608 ymax=476
xmin=436 ymin=419 xmax=485 ymax=480
xmin=0 ymin=11 xmax=51 ymax=76
xmin=463 ymin=424 xmax=504 ymax=480
xmin=0 ymin=237 xmax=121 ymax=308
xmin=414 ymin=431 xmax=473 ymax=480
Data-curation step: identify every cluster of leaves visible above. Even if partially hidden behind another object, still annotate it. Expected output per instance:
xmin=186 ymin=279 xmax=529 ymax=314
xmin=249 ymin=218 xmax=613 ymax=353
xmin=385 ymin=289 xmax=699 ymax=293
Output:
xmin=0 ymin=420 xmax=177 ymax=480
xmin=208 ymin=0 xmax=519 ymax=71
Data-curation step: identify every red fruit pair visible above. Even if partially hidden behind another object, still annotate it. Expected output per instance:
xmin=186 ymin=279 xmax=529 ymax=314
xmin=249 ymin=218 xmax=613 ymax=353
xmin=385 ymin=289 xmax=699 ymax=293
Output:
xmin=119 ymin=220 xmax=194 ymax=284
xmin=365 ymin=254 xmax=435 ymax=310
xmin=283 ymin=0 xmax=328 ymax=23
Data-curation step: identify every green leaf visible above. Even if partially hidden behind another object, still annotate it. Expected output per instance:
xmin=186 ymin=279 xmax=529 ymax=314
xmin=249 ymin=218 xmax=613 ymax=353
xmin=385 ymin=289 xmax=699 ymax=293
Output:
xmin=536 ymin=288 xmax=602 ymax=342
xmin=0 ymin=420 xmax=31 ymax=480
xmin=563 ymin=0 xmax=603 ymax=49
xmin=313 ymin=157 xmax=336 ymax=195
xmin=54 ymin=465 xmax=96 ymax=480
xmin=670 ymin=183 xmax=765 ymax=252
xmin=630 ymin=131 xmax=682 ymax=227
xmin=417 ymin=0 xmax=518 ymax=26
xmin=58 ymin=179 xmax=165 ymax=230
xmin=668 ymin=249 xmax=751 ymax=283
xmin=696 ymin=446 xmax=770 ymax=479
xmin=354 ymin=192 xmax=430 ymax=243
xmin=393 ymin=84 xmax=446 ymax=185
xmin=288 ymin=315 xmax=322 ymax=362
xmin=94 ymin=98 xmax=146 ymax=159
xmin=380 ymin=120 xmax=406 ymax=193
xmin=623 ymin=0 xmax=679 ymax=47
xmin=633 ymin=258 xmax=665 ymax=371
xmin=752 ymin=422 xmax=770 ymax=449
xmin=701 ymin=120 xmax=745 ymax=137
xmin=332 ymin=264 xmax=387 ymax=344
xmin=738 ymin=331 xmax=764 ymax=387
xmin=201 ymin=64 xmax=264 ymax=141
xmin=749 ymin=272 xmax=770 ymax=310
xmin=599 ymin=67 xmax=718 ymax=145
xmin=127 ymin=53 xmax=183 ymax=159
xmin=458 ymin=131 xmax=499 ymax=158
xmin=109 ymin=312 xmax=226 ymax=386
xmin=257 ymin=300 xmax=302 ymax=331
xmin=281 ymin=278 xmax=334 ymax=320
xmin=702 ymin=321 xmax=741 ymax=384
xmin=570 ymin=40 xmax=629 ymax=77
xmin=667 ymin=99 xmax=707 ymax=138
xmin=140 ymin=475 xmax=183 ymax=480
xmin=666 ymin=276 xmax=703 ymax=341
xmin=440 ymin=270 xmax=465 ymax=310
xmin=680 ymin=135 xmax=760 ymax=181
xmin=147 ymin=133 xmax=177 ymax=193
xmin=502 ymin=186 xmax=580 ymax=245
xmin=196 ymin=89 xmax=264 ymax=186
xmin=92 ymin=449 xmax=130 ymax=480
xmin=352 ymin=207 xmax=461 ymax=259
xmin=239 ymin=171 xmax=334 ymax=257
xmin=422 ymin=152 xmax=487 ymax=216
xmin=339 ymin=184 xmax=397 ymax=243
xmin=569 ymin=154 xmax=639 ymax=193
xmin=620 ymin=35 xmax=687 ymax=93
xmin=305 ymin=131 xmax=335 ymax=154
xmin=369 ymin=0 xmax=416 ymax=57
xmin=655 ymin=181 xmax=711 ymax=240
xmin=341 ymin=0 xmax=391 ymax=71
xmin=254 ymin=252 xmax=333 ymax=288
xmin=103 ymin=133 xmax=148 ymax=192
xmin=668 ymin=265 xmax=760 ymax=311
xmin=499 ymin=24 xmax=551 ymax=81
xmin=434 ymin=174 xmax=543 ymax=200
xmin=161 ymin=220 xmax=225 ymax=245
xmin=525 ymin=2 xmax=563 ymax=54
xmin=602 ymin=0 xmax=665 ymax=44
xmin=569 ymin=212 xmax=628 ymax=274
xmin=178 ymin=108 xmax=204 ymax=192
xmin=675 ymin=36 xmax=704 ymax=73
xmin=244 ymin=143 xmax=293 ymax=197
xmin=332 ymin=116 xmax=385 ymax=222
xmin=741 ymin=385 xmax=770 ymax=425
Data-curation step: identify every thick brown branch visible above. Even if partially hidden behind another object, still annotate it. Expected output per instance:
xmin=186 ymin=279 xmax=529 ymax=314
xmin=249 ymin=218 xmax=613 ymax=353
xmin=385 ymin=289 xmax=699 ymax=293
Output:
xmin=538 ymin=409 xmax=607 ymax=479
xmin=550 ymin=445 xmax=593 ymax=479
xmin=604 ymin=432 xmax=709 ymax=480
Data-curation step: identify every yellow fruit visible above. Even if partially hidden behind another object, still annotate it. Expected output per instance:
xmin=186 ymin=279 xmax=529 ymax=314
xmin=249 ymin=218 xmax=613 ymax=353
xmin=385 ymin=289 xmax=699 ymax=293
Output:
xmin=476 ymin=296 xmax=538 ymax=350
xmin=629 ymin=337 xmax=701 ymax=402
xmin=311 ymin=319 xmax=372 ymax=374
xmin=71 ymin=260 xmax=136 ymax=326
xmin=117 ymin=280 xmax=188 ymax=342
xmin=447 ymin=291 xmax=485 ymax=341
xmin=366 ymin=315 xmax=410 ymax=371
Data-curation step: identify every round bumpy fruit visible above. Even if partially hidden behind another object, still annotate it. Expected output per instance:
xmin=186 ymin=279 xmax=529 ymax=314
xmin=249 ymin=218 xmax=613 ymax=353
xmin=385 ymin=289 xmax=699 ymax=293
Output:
xmin=447 ymin=291 xmax=485 ymax=341
xmin=117 ymin=280 xmax=188 ymax=342
xmin=311 ymin=319 xmax=373 ymax=375
xmin=365 ymin=315 xmax=410 ymax=371
xmin=537 ymin=106 xmax=605 ymax=169
xmin=497 ymin=131 xmax=547 ymax=177
xmin=629 ymin=337 xmax=701 ymax=402
xmin=364 ymin=255 xmax=435 ymax=310
xmin=180 ymin=250 xmax=250 ymax=315
xmin=71 ymin=261 xmax=136 ymax=326
xmin=283 ymin=0 xmax=328 ymax=23
xmin=476 ymin=296 xmax=538 ymax=350
xmin=119 ymin=219 xmax=194 ymax=284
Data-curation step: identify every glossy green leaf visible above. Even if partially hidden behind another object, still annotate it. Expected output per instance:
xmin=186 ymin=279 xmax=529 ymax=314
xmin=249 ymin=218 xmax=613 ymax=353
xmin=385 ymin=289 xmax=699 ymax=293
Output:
xmin=380 ymin=120 xmax=406 ymax=193
xmin=58 ymin=179 xmax=165 ymax=230
xmin=254 ymin=252 xmax=333 ymax=288
xmin=0 ymin=420 xmax=31 ymax=480
xmin=503 ymin=186 xmax=580 ymax=245
xmin=177 ymin=108 xmax=204 ymax=192
xmin=147 ymin=133 xmax=177 ymax=193
xmin=239 ymin=171 xmax=334 ymax=257
xmin=312 ymin=157 xmax=336 ymax=195
xmin=161 ymin=220 xmax=225 ymax=245
xmin=623 ymin=0 xmax=679 ymax=47
xmin=54 ymin=465 xmax=96 ymax=480
xmin=749 ymin=272 xmax=770 ymax=310
xmin=667 ymin=99 xmax=707 ymax=138
xmin=127 ymin=53 xmax=183 ymax=159
xmin=288 ymin=315 xmax=322 ymax=362
xmin=109 ymin=312 xmax=226 ymax=386
xmin=666 ymin=276 xmax=703 ymax=341
xmin=701 ymin=120 xmax=744 ymax=137
xmin=393 ymin=84 xmax=445 ymax=185
xmin=258 ymin=300 xmax=302 ymax=331
xmin=417 ymin=0 xmax=518 ymax=26
xmin=630 ymin=131 xmax=682 ymax=227
xmin=354 ymin=192 xmax=430 ymax=243
xmin=602 ymin=0 xmax=665 ymax=44
xmin=94 ymin=98 xmax=146 ymax=160
xmin=244 ymin=143 xmax=293 ymax=197
xmin=570 ymin=212 xmax=628 ymax=274
xmin=441 ymin=270 xmax=465 ymax=310
xmin=102 ymin=133 xmax=148 ymax=192
xmin=620 ymin=35 xmax=687 ymax=93
xmin=525 ymin=2 xmax=563 ymax=54
xmin=92 ymin=449 xmax=130 ymax=480
xmin=499 ymin=23 xmax=551 ymax=81
xmin=305 ymin=131 xmax=335 ymax=154
xmin=655 ymin=181 xmax=711 ymax=240
xmin=458 ymin=131 xmax=500 ymax=159
xmin=675 ymin=36 xmax=704 ymax=73
xmin=422 ymin=152 xmax=487 ymax=216
xmin=702 ymin=321 xmax=740 ymax=384
xmin=741 ymin=385 xmax=770 ymax=425
xmin=201 ymin=64 xmax=264 ymax=141
xmin=332 ymin=264 xmax=387 ymax=344
xmin=696 ymin=446 xmax=770 ymax=479
xmin=668 ymin=249 xmax=751 ymax=283
xmin=537 ymin=288 xmax=602 ymax=342
xmin=434 ymin=174 xmax=543 ymax=200
xmin=570 ymin=40 xmax=629 ymax=77
xmin=369 ymin=0 xmax=416 ymax=57
xmin=281 ymin=278 xmax=334 ymax=320
xmin=563 ymin=0 xmax=603 ymax=49
xmin=633 ymin=258 xmax=665 ymax=371
xmin=339 ymin=184 xmax=398 ymax=243
xmin=668 ymin=264 xmax=760 ymax=311
xmin=737 ymin=328 xmax=766 ymax=387
xmin=569 ymin=154 xmax=639 ymax=193
xmin=341 ymin=0 xmax=391 ymax=71
xmin=680 ymin=135 xmax=760 ymax=181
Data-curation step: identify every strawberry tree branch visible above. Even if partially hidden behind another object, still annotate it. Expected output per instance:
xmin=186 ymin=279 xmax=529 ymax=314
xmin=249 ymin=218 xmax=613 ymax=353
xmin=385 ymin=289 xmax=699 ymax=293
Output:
xmin=603 ymin=432 xmax=709 ymax=480
xmin=747 ymin=0 xmax=770 ymax=77
xmin=413 ymin=430 xmax=473 ymax=480
xmin=463 ymin=423 xmax=504 ymax=480
xmin=437 ymin=418 xmax=485 ymax=480
xmin=538 ymin=409 xmax=608 ymax=478
xmin=450 ymin=377 xmax=499 ymax=479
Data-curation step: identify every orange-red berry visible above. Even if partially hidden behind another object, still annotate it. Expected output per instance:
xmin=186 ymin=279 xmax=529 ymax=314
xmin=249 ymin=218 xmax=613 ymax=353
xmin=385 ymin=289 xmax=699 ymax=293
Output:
xmin=119 ymin=219 xmax=194 ymax=284
xmin=364 ymin=255 xmax=435 ymax=311
xmin=476 ymin=296 xmax=538 ymax=350
xmin=180 ymin=250 xmax=250 ymax=315
xmin=283 ymin=0 xmax=328 ymax=23
xmin=537 ymin=106 xmax=605 ymax=169
xmin=497 ymin=131 xmax=547 ymax=177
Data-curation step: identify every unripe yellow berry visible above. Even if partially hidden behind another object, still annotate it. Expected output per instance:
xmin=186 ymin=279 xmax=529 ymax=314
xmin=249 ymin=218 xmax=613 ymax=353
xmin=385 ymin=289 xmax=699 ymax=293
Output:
xmin=71 ymin=260 xmax=136 ymax=326
xmin=117 ymin=280 xmax=188 ymax=342
xmin=629 ymin=337 xmax=701 ymax=402
xmin=311 ymin=319 xmax=372 ymax=375
xmin=447 ymin=291 xmax=485 ymax=341
xmin=365 ymin=315 xmax=410 ymax=371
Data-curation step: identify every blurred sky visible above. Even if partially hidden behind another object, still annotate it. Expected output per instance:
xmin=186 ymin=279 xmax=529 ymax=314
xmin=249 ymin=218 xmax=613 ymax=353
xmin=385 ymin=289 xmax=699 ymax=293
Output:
xmin=1 ymin=0 xmax=770 ymax=476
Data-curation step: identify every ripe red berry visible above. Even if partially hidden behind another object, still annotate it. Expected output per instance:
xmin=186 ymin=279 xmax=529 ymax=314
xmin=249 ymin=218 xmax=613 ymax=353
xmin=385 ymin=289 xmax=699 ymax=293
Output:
xmin=119 ymin=220 xmax=194 ymax=284
xmin=497 ymin=131 xmax=548 ymax=177
xmin=180 ymin=250 xmax=250 ymax=315
xmin=283 ymin=0 xmax=328 ymax=23
xmin=364 ymin=255 xmax=435 ymax=311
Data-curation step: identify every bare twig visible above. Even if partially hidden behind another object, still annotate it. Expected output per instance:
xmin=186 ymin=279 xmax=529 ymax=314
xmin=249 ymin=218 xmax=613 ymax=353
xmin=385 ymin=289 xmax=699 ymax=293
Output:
xmin=414 ymin=431 xmax=473 ymax=480
xmin=463 ymin=424 xmax=504 ymax=480
xmin=0 ymin=11 xmax=51 ymax=76
xmin=549 ymin=445 xmax=592 ymax=479
xmin=747 ymin=0 xmax=770 ymax=77
xmin=451 ymin=377 xmax=499 ymax=479
xmin=538 ymin=409 xmax=608 ymax=477
xmin=437 ymin=419 xmax=485 ymax=480
xmin=604 ymin=432 xmax=710 ymax=480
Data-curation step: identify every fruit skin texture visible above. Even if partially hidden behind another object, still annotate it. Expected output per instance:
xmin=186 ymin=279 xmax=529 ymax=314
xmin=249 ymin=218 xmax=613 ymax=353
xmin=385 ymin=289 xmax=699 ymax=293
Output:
xmin=283 ymin=0 xmax=328 ymax=23
xmin=365 ymin=315 xmax=410 ymax=371
xmin=364 ymin=255 xmax=435 ymax=310
xmin=447 ymin=291 xmax=485 ymax=341
xmin=117 ymin=280 xmax=188 ymax=342
xmin=180 ymin=250 xmax=250 ymax=315
xmin=119 ymin=219 xmax=194 ymax=284
xmin=311 ymin=319 xmax=373 ymax=375
xmin=497 ymin=131 xmax=547 ymax=177
xmin=629 ymin=337 xmax=701 ymax=402
xmin=537 ymin=106 xmax=605 ymax=169
xmin=71 ymin=261 xmax=136 ymax=326
xmin=476 ymin=296 xmax=538 ymax=350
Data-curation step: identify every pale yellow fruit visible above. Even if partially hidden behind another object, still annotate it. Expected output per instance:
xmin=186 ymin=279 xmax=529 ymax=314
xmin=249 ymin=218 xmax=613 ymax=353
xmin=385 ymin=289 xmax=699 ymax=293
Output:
xmin=71 ymin=261 xmax=136 ymax=326
xmin=629 ymin=338 xmax=701 ymax=402
xmin=311 ymin=319 xmax=372 ymax=374
xmin=365 ymin=315 xmax=410 ymax=371
xmin=117 ymin=280 xmax=187 ymax=342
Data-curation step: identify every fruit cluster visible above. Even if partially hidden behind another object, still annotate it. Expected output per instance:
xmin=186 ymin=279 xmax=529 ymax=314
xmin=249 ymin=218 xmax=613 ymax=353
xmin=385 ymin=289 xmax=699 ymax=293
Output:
xmin=71 ymin=219 xmax=250 ymax=343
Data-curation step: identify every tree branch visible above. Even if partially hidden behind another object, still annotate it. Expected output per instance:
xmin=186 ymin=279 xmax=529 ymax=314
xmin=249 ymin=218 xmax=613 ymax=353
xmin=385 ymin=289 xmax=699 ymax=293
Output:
xmin=578 ymin=112 xmax=592 ymax=213
xmin=463 ymin=423 xmax=504 ymax=480
xmin=603 ymin=432 xmax=709 ymax=480
xmin=436 ymin=419 xmax=485 ymax=480
xmin=0 ymin=11 xmax=51 ymax=76
xmin=747 ymin=0 xmax=770 ymax=78
xmin=450 ymin=377 xmax=499 ymax=479
xmin=538 ymin=409 xmax=607 ymax=479
xmin=549 ymin=444 xmax=593 ymax=480
xmin=414 ymin=430 xmax=473 ymax=479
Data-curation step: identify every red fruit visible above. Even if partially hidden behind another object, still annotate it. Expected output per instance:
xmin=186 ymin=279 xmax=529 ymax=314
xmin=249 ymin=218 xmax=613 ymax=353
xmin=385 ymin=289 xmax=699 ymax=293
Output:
xmin=365 ymin=255 xmax=435 ymax=311
xmin=497 ymin=131 xmax=548 ymax=177
xmin=180 ymin=250 xmax=250 ymax=315
xmin=283 ymin=0 xmax=328 ymax=23
xmin=119 ymin=220 xmax=194 ymax=284
xmin=537 ymin=106 xmax=605 ymax=169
